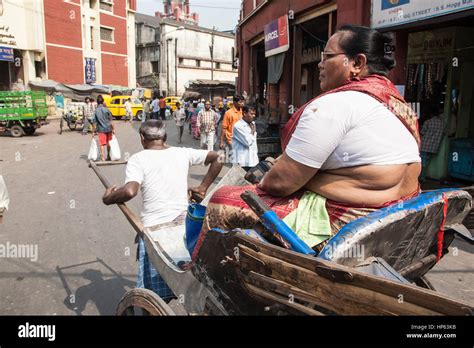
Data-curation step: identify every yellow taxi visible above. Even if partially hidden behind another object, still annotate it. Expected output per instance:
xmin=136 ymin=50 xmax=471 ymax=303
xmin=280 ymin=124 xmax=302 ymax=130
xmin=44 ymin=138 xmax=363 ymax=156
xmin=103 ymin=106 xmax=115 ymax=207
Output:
xmin=165 ymin=96 xmax=182 ymax=112
xmin=108 ymin=96 xmax=144 ymax=120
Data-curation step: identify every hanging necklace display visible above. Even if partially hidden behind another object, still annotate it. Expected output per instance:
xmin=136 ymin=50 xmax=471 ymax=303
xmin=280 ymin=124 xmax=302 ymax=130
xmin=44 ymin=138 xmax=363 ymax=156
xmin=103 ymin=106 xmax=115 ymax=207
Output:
xmin=406 ymin=64 xmax=416 ymax=101
xmin=417 ymin=63 xmax=424 ymax=102
xmin=426 ymin=62 xmax=434 ymax=99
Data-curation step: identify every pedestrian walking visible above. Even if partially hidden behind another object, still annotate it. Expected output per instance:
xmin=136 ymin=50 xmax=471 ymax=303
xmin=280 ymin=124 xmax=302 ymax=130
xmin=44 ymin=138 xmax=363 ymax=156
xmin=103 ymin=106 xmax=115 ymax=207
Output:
xmin=219 ymin=95 xmax=244 ymax=160
xmin=124 ymin=98 xmax=133 ymax=122
xmin=151 ymin=96 xmax=160 ymax=120
xmin=197 ymin=101 xmax=218 ymax=151
xmin=92 ymin=95 xmax=116 ymax=161
xmin=231 ymin=105 xmax=259 ymax=171
xmin=143 ymin=98 xmax=151 ymax=122
xmin=159 ymin=96 xmax=167 ymax=120
xmin=82 ymin=97 xmax=95 ymax=135
xmin=420 ymin=107 xmax=446 ymax=181
xmin=190 ymin=102 xmax=200 ymax=139
xmin=173 ymin=101 xmax=186 ymax=144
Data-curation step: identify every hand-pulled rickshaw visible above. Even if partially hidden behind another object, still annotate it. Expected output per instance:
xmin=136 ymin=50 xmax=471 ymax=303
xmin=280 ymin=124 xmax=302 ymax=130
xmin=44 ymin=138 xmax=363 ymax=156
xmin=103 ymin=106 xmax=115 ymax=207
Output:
xmin=90 ymin=161 xmax=474 ymax=316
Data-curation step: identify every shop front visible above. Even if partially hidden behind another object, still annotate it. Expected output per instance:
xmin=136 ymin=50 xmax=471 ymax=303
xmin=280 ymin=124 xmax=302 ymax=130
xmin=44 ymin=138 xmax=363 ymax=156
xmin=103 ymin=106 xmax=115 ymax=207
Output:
xmin=0 ymin=46 xmax=13 ymax=90
xmin=372 ymin=0 xmax=474 ymax=182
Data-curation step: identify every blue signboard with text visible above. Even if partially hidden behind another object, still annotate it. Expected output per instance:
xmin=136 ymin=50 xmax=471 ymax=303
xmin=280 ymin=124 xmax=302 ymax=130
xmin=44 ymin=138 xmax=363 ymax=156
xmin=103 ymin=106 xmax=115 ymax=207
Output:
xmin=85 ymin=58 xmax=96 ymax=83
xmin=0 ymin=46 xmax=14 ymax=62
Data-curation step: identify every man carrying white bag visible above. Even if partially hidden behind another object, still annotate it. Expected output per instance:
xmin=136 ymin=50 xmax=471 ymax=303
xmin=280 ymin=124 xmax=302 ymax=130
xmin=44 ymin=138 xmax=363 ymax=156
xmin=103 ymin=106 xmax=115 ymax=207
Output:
xmin=90 ymin=95 xmax=117 ymax=161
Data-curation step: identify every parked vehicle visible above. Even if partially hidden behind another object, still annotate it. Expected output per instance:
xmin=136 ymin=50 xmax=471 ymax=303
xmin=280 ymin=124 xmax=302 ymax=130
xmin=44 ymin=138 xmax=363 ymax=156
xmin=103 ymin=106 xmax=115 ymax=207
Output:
xmin=165 ymin=96 xmax=182 ymax=112
xmin=59 ymin=102 xmax=86 ymax=134
xmin=0 ymin=91 xmax=48 ymax=137
xmin=108 ymin=96 xmax=143 ymax=120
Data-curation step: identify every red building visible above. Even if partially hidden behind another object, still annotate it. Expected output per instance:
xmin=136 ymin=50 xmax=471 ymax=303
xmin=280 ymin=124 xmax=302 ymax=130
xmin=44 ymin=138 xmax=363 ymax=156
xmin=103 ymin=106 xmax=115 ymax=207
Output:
xmin=44 ymin=0 xmax=137 ymax=87
xmin=155 ymin=0 xmax=199 ymax=26
xmin=236 ymin=0 xmax=370 ymax=123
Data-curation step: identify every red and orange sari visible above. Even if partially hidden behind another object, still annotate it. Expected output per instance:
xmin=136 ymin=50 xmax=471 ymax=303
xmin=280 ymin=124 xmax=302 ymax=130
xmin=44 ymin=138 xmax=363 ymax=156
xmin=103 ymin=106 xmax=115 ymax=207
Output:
xmin=192 ymin=75 xmax=421 ymax=260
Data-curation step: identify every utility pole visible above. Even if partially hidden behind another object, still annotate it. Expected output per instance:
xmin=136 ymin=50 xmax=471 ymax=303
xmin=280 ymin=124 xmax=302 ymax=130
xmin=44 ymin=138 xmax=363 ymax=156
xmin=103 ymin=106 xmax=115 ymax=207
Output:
xmin=209 ymin=26 xmax=215 ymax=100
xmin=175 ymin=38 xmax=178 ymax=96
xmin=166 ymin=38 xmax=171 ymax=97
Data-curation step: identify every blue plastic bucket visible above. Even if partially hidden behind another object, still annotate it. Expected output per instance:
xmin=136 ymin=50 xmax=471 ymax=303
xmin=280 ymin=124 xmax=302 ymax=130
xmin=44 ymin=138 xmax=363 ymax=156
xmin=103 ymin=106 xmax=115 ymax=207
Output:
xmin=185 ymin=203 xmax=207 ymax=255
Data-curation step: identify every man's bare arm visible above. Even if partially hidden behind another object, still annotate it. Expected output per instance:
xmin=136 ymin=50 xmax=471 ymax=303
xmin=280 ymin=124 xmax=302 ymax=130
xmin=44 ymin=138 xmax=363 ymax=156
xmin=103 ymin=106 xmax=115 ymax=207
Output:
xmin=189 ymin=152 xmax=224 ymax=197
xmin=103 ymin=181 xmax=140 ymax=205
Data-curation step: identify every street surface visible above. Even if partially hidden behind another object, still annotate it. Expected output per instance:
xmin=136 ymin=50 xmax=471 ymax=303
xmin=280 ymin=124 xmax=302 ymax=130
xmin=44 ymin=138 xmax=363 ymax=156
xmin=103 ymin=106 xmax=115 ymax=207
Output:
xmin=0 ymin=119 xmax=228 ymax=315
xmin=0 ymin=119 xmax=473 ymax=315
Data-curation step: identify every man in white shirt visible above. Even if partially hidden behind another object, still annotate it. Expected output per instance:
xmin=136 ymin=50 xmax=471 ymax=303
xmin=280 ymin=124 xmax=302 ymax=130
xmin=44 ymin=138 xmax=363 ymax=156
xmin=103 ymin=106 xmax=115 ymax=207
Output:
xmin=173 ymin=101 xmax=186 ymax=144
xmin=197 ymin=101 xmax=218 ymax=151
xmin=231 ymin=105 xmax=259 ymax=171
xmin=102 ymin=119 xmax=224 ymax=300
xmin=124 ymin=98 xmax=133 ymax=122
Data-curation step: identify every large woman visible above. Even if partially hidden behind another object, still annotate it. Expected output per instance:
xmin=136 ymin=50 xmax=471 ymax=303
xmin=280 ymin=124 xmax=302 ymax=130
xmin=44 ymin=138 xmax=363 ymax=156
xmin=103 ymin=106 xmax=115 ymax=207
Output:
xmin=192 ymin=25 xmax=421 ymax=259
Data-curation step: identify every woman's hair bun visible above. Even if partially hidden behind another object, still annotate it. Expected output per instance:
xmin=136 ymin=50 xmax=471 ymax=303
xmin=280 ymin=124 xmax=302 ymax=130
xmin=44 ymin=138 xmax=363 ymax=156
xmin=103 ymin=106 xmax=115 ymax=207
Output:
xmin=337 ymin=25 xmax=396 ymax=76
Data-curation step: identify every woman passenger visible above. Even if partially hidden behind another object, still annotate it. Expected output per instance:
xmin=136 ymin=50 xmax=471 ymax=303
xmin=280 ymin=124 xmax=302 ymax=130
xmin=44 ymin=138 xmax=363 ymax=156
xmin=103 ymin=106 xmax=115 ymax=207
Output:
xmin=192 ymin=25 xmax=421 ymax=258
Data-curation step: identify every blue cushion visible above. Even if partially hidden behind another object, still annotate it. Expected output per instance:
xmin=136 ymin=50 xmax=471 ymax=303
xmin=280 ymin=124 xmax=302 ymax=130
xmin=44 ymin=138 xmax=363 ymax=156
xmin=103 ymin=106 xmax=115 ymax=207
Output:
xmin=319 ymin=188 xmax=464 ymax=262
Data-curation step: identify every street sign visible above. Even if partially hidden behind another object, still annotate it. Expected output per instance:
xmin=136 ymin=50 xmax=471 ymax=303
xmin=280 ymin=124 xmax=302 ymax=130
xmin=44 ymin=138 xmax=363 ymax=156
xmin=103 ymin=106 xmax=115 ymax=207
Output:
xmin=372 ymin=0 xmax=474 ymax=29
xmin=264 ymin=15 xmax=289 ymax=58
xmin=0 ymin=46 xmax=13 ymax=62
xmin=85 ymin=58 xmax=96 ymax=83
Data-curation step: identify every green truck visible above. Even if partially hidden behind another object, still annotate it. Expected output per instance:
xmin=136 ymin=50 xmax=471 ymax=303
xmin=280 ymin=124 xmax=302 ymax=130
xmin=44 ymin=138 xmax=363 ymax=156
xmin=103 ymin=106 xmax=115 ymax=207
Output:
xmin=0 ymin=91 xmax=48 ymax=137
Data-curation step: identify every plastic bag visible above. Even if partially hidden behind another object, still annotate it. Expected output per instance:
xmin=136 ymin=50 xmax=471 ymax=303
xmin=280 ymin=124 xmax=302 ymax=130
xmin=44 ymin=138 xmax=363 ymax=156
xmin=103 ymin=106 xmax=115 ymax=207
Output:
xmin=88 ymin=138 xmax=99 ymax=161
xmin=109 ymin=135 xmax=121 ymax=161
xmin=0 ymin=175 xmax=9 ymax=211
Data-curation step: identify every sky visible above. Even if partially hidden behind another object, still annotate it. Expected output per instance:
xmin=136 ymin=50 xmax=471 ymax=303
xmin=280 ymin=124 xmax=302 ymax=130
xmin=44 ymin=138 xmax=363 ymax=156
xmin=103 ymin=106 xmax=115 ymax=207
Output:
xmin=137 ymin=0 xmax=242 ymax=31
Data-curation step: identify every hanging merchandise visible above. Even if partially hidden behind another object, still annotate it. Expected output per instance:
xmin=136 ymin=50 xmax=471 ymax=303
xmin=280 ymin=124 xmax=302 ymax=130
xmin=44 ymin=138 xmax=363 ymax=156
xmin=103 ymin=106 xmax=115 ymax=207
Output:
xmin=426 ymin=62 xmax=434 ymax=99
xmin=417 ymin=64 xmax=424 ymax=102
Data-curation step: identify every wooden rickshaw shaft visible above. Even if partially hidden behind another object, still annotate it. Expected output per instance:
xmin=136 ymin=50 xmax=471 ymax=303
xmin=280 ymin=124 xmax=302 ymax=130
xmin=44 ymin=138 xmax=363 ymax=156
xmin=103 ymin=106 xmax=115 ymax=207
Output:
xmin=89 ymin=160 xmax=144 ymax=237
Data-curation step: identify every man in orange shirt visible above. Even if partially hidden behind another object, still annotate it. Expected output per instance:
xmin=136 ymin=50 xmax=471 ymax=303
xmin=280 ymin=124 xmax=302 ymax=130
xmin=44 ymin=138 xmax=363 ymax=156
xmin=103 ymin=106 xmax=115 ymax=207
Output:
xmin=219 ymin=95 xmax=244 ymax=155
xmin=159 ymin=96 xmax=167 ymax=120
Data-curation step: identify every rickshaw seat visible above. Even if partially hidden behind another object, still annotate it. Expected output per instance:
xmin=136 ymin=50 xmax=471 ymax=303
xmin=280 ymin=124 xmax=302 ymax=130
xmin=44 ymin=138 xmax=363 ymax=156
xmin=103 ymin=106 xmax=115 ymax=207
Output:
xmin=318 ymin=189 xmax=472 ymax=273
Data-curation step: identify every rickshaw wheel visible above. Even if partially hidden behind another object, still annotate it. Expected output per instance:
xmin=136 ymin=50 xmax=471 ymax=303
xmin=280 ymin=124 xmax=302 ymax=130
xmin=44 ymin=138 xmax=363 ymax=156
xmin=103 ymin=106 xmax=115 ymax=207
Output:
xmin=116 ymin=288 xmax=175 ymax=316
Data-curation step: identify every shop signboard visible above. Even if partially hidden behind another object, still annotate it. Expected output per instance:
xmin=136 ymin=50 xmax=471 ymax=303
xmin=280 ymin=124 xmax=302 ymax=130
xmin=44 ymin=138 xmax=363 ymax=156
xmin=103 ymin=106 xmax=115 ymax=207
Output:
xmin=371 ymin=0 xmax=474 ymax=29
xmin=0 ymin=45 xmax=13 ymax=62
xmin=264 ymin=15 xmax=289 ymax=58
xmin=407 ymin=28 xmax=455 ymax=64
xmin=85 ymin=58 xmax=96 ymax=83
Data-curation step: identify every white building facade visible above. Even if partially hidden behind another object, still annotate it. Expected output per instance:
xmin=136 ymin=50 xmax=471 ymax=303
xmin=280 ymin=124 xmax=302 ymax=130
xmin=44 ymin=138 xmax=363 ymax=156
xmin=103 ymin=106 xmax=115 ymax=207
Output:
xmin=0 ymin=0 xmax=46 ymax=90
xmin=159 ymin=20 xmax=237 ymax=96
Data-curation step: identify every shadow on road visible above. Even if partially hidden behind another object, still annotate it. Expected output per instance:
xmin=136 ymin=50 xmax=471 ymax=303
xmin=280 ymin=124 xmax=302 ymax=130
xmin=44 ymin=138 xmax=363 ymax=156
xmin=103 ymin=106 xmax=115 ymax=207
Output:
xmin=57 ymin=258 xmax=135 ymax=315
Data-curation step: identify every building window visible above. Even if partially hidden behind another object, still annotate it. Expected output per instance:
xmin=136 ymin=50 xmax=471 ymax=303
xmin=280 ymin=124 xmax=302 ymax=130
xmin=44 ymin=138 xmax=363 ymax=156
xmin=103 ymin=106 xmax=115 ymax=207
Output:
xmin=35 ymin=60 xmax=45 ymax=78
xmin=215 ymin=62 xmax=221 ymax=70
xmin=99 ymin=0 xmax=113 ymax=12
xmin=151 ymin=61 xmax=159 ymax=73
xmin=196 ymin=59 xmax=201 ymax=67
xmin=90 ymin=26 xmax=95 ymax=49
xmin=90 ymin=0 xmax=97 ymax=9
xmin=100 ymin=27 xmax=114 ymax=42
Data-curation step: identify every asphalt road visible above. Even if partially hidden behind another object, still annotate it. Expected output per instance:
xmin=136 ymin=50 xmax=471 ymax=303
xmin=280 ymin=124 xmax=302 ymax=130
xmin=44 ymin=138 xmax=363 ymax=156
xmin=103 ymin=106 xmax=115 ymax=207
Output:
xmin=0 ymin=118 xmax=227 ymax=315
xmin=0 ymin=118 xmax=472 ymax=315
